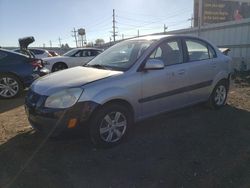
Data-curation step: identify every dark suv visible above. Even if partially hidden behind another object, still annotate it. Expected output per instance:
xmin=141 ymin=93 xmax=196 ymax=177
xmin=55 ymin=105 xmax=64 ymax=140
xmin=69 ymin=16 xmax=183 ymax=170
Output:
xmin=0 ymin=49 xmax=49 ymax=98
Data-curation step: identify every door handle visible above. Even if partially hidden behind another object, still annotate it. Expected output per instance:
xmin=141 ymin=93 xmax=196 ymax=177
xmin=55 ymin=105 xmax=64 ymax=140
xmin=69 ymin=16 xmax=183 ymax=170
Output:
xmin=177 ymin=69 xmax=186 ymax=75
xmin=211 ymin=62 xmax=216 ymax=68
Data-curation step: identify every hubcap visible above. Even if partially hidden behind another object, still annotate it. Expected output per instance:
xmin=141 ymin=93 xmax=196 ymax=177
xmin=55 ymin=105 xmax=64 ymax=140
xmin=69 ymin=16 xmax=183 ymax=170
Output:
xmin=214 ymin=85 xmax=226 ymax=106
xmin=0 ymin=77 xmax=19 ymax=98
xmin=99 ymin=111 xmax=127 ymax=143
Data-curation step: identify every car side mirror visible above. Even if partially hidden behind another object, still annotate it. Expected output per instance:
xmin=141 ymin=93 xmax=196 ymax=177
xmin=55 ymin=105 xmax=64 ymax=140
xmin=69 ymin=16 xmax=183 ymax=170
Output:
xmin=144 ymin=59 xmax=164 ymax=70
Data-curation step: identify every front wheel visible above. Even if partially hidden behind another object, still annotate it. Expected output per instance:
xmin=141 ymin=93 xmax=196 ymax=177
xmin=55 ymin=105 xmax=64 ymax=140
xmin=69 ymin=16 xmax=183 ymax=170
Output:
xmin=89 ymin=104 xmax=132 ymax=148
xmin=208 ymin=80 xmax=228 ymax=109
xmin=52 ymin=62 xmax=68 ymax=72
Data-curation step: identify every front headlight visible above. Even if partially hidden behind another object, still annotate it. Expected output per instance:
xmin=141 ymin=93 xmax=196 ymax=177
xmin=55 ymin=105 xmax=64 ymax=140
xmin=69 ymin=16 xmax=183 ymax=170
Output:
xmin=44 ymin=88 xmax=83 ymax=109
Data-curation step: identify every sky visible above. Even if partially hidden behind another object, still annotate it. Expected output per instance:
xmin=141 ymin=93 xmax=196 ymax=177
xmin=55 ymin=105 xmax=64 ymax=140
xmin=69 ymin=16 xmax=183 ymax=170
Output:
xmin=0 ymin=0 xmax=193 ymax=47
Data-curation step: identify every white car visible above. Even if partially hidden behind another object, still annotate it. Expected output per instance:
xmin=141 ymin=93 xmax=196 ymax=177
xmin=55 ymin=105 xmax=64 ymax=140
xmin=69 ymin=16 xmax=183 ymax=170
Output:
xmin=43 ymin=48 xmax=103 ymax=72
xmin=29 ymin=49 xmax=52 ymax=59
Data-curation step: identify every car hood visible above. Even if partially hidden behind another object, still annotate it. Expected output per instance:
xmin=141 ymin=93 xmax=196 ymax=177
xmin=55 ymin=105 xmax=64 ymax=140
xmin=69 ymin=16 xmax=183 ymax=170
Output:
xmin=31 ymin=66 xmax=123 ymax=95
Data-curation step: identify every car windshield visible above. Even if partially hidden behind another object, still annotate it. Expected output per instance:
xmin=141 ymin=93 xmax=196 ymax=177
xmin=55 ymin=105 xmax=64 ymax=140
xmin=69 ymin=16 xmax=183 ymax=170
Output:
xmin=87 ymin=40 xmax=153 ymax=71
xmin=63 ymin=49 xmax=78 ymax=57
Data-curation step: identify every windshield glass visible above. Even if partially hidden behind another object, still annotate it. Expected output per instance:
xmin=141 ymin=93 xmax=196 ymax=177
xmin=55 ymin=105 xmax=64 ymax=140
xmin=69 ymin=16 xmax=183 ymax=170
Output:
xmin=87 ymin=40 xmax=153 ymax=71
xmin=63 ymin=49 xmax=78 ymax=57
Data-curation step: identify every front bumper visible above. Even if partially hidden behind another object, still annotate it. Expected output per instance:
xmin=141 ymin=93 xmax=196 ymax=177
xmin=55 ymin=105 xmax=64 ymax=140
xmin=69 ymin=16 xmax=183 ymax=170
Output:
xmin=25 ymin=90 xmax=99 ymax=136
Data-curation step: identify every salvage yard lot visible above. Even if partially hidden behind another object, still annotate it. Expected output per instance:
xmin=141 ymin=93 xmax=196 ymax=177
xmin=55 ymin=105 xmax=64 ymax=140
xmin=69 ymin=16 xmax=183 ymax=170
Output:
xmin=0 ymin=75 xmax=250 ymax=188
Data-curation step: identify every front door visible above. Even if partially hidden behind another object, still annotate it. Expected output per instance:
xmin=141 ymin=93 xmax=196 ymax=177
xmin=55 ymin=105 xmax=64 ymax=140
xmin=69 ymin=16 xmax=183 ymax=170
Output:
xmin=140 ymin=38 xmax=190 ymax=119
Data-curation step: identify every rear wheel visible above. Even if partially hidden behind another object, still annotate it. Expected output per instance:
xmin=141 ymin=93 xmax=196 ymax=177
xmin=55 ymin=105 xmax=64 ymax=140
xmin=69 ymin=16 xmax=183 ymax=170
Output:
xmin=0 ymin=74 xmax=23 ymax=99
xmin=52 ymin=62 xmax=68 ymax=72
xmin=89 ymin=104 xmax=132 ymax=148
xmin=208 ymin=80 xmax=228 ymax=109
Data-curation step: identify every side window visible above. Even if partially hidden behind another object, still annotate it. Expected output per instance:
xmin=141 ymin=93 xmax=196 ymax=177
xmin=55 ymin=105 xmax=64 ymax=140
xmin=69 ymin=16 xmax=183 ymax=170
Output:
xmin=150 ymin=47 xmax=162 ymax=59
xmin=31 ymin=49 xmax=44 ymax=55
xmin=90 ymin=50 xmax=99 ymax=56
xmin=186 ymin=40 xmax=209 ymax=61
xmin=149 ymin=39 xmax=183 ymax=66
xmin=74 ymin=50 xmax=82 ymax=57
xmin=82 ymin=50 xmax=91 ymax=57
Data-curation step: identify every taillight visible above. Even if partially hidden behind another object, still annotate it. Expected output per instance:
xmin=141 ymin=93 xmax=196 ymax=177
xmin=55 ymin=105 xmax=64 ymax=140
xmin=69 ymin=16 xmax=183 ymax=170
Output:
xmin=31 ymin=59 xmax=43 ymax=70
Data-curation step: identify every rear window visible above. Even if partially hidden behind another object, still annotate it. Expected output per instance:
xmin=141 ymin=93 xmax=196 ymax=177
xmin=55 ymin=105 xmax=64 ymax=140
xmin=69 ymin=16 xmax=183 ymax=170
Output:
xmin=30 ymin=49 xmax=44 ymax=55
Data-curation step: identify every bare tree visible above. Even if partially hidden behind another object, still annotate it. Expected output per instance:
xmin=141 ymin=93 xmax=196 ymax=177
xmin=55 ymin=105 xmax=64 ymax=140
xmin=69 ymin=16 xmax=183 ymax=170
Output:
xmin=95 ymin=39 xmax=105 ymax=46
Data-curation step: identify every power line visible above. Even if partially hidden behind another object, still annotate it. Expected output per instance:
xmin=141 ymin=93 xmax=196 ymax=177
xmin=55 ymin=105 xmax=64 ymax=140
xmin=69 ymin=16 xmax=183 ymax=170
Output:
xmin=117 ymin=7 xmax=192 ymax=20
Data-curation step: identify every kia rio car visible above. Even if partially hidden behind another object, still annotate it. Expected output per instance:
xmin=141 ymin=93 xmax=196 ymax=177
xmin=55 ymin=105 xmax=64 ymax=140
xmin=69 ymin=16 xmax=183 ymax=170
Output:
xmin=25 ymin=35 xmax=232 ymax=147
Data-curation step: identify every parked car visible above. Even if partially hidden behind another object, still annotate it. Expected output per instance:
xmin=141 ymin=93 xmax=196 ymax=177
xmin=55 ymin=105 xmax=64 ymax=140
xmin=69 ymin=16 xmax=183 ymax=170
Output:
xmin=29 ymin=49 xmax=52 ymax=59
xmin=0 ymin=49 xmax=49 ymax=98
xmin=25 ymin=35 xmax=232 ymax=147
xmin=42 ymin=48 xmax=103 ymax=72
xmin=48 ymin=50 xmax=59 ymax=57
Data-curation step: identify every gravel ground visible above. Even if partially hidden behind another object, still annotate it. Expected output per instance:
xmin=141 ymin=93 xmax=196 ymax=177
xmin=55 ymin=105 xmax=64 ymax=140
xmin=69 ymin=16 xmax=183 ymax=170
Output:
xmin=0 ymin=78 xmax=250 ymax=188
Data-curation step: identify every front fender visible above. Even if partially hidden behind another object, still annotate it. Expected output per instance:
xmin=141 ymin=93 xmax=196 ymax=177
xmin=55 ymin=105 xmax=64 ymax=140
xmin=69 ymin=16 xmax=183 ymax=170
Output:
xmin=92 ymin=87 xmax=132 ymax=105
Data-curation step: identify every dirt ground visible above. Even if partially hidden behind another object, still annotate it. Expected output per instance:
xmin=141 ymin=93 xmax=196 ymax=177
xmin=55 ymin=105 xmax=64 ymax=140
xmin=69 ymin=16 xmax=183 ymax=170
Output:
xmin=0 ymin=74 xmax=250 ymax=188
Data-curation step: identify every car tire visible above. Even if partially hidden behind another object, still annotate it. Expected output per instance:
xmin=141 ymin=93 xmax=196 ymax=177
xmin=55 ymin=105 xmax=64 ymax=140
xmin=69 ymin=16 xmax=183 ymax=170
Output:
xmin=208 ymin=80 xmax=228 ymax=109
xmin=0 ymin=74 xmax=23 ymax=99
xmin=52 ymin=62 xmax=68 ymax=72
xmin=89 ymin=104 xmax=132 ymax=148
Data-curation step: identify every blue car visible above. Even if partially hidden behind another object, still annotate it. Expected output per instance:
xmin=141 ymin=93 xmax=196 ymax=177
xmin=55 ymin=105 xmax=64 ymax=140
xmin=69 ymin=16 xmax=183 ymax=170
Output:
xmin=0 ymin=49 xmax=49 ymax=99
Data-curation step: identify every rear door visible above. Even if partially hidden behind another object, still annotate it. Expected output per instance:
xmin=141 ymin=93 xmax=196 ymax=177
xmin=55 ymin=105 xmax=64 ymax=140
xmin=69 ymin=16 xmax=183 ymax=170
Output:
xmin=183 ymin=38 xmax=218 ymax=103
xmin=140 ymin=38 xmax=191 ymax=118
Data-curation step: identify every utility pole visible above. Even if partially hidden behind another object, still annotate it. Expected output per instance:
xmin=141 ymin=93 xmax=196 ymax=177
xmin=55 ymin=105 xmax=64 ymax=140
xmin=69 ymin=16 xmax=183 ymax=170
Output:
xmin=72 ymin=27 xmax=78 ymax=48
xmin=112 ymin=9 xmax=117 ymax=42
xmin=58 ymin=37 xmax=62 ymax=48
xmin=49 ymin=40 xmax=52 ymax=48
xmin=43 ymin=43 xmax=45 ymax=48
xmin=164 ymin=24 xmax=168 ymax=34
xmin=137 ymin=29 xmax=140 ymax=37
xmin=122 ymin=34 xmax=124 ymax=40
xmin=188 ymin=15 xmax=194 ymax=28
xmin=198 ymin=0 xmax=203 ymax=36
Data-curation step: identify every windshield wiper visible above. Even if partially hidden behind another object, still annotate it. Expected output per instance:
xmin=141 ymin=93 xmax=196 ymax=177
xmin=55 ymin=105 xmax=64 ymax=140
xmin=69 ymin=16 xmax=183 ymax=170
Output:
xmin=86 ymin=64 xmax=108 ymax=70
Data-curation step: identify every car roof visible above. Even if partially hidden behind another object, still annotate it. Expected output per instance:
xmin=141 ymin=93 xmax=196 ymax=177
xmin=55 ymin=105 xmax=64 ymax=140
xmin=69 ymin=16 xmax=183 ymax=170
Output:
xmin=129 ymin=35 xmax=173 ymax=41
xmin=128 ymin=34 xmax=212 ymax=42
xmin=0 ymin=49 xmax=29 ymax=58
xmin=76 ymin=48 xmax=103 ymax=51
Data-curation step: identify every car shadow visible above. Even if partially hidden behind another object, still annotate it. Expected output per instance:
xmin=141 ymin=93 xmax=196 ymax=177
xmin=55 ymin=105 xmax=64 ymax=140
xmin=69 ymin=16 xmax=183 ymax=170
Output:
xmin=0 ymin=90 xmax=27 ymax=114
xmin=0 ymin=105 xmax=250 ymax=188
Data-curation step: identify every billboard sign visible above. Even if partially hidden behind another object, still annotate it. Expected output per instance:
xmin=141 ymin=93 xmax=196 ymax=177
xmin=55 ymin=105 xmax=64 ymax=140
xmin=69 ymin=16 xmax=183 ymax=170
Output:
xmin=194 ymin=0 xmax=250 ymax=26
